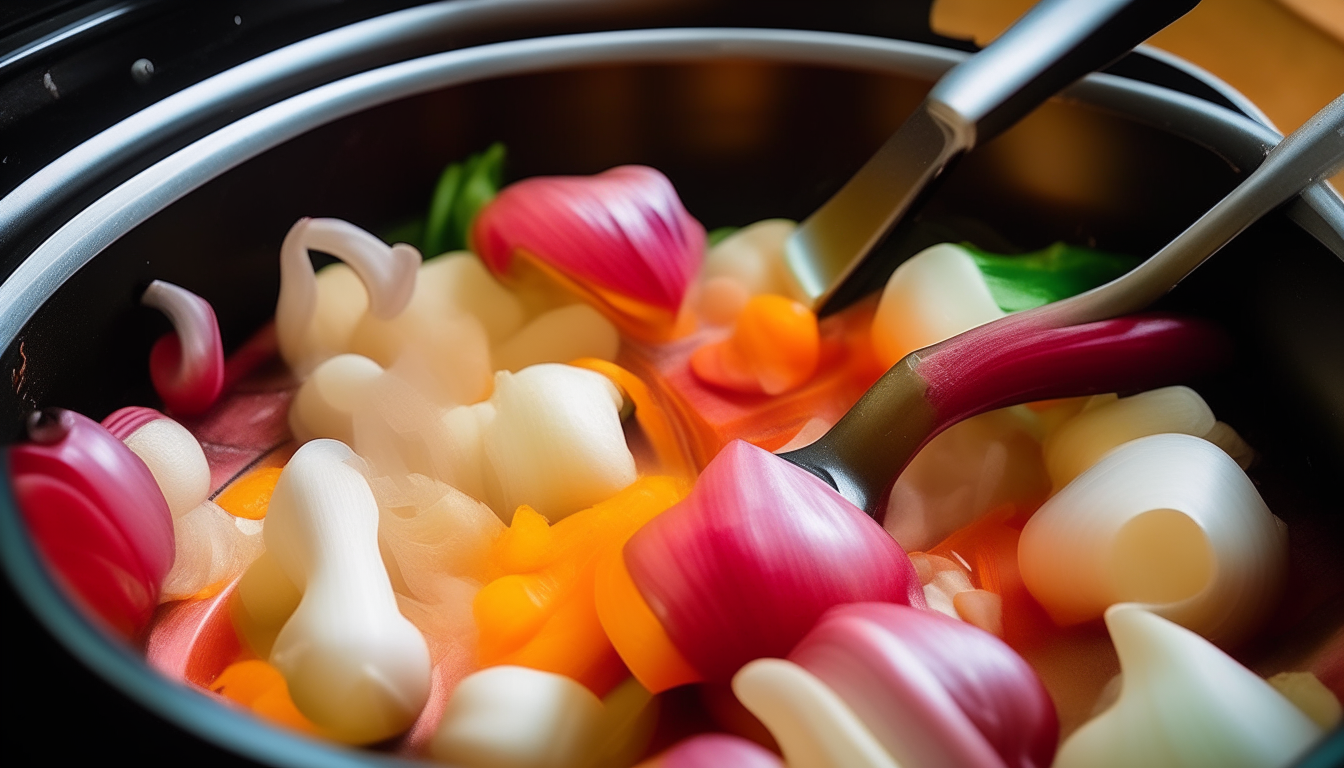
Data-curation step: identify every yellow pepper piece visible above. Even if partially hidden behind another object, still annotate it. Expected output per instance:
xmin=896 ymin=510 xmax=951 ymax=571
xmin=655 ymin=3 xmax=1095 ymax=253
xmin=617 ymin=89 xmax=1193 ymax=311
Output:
xmin=214 ymin=466 xmax=283 ymax=520
xmin=474 ymin=476 xmax=690 ymax=696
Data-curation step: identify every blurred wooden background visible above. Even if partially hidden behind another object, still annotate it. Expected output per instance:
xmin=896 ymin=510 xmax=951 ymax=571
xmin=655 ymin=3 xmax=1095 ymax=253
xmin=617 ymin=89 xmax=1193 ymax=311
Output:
xmin=931 ymin=0 xmax=1344 ymax=190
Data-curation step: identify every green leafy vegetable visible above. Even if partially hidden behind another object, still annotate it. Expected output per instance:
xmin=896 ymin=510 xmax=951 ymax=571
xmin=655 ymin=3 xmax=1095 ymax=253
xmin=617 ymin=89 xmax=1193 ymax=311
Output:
xmin=964 ymin=242 xmax=1140 ymax=313
xmin=424 ymin=142 xmax=507 ymax=257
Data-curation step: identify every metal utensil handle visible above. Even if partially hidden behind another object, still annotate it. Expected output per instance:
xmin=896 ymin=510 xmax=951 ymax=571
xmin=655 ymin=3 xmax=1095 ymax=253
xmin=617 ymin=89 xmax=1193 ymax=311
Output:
xmin=1034 ymin=90 xmax=1344 ymax=327
xmin=928 ymin=0 xmax=1200 ymax=147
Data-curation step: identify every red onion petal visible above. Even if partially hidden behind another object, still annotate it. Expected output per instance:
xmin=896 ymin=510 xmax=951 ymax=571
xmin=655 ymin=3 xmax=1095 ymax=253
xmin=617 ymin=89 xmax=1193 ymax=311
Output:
xmin=645 ymin=733 xmax=785 ymax=768
xmin=624 ymin=440 xmax=923 ymax=682
xmin=8 ymin=409 xmax=174 ymax=635
xmin=472 ymin=165 xmax=704 ymax=313
xmin=790 ymin=602 xmax=1057 ymax=768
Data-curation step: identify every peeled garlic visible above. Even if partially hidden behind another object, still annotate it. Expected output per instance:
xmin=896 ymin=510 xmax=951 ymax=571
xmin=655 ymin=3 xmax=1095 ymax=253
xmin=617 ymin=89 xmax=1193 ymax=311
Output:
xmin=492 ymin=303 xmax=620 ymax=372
xmin=111 ymin=410 xmax=210 ymax=519
xmin=430 ymin=666 xmax=604 ymax=768
xmin=1055 ymin=605 xmax=1321 ymax=768
xmin=265 ymin=439 xmax=431 ymax=744
xmin=276 ymin=217 xmax=420 ymax=376
xmin=160 ymin=501 xmax=264 ymax=602
xmin=870 ymin=243 xmax=1005 ymax=369
xmin=734 ymin=658 xmax=899 ymax=768
xmin=484 ymin=364 xmax=636 ymax=522
xmin=416 ymin=253 xmax=527 ymax=343
xmin=1044 ymin=386 xmax=1215 ymax=489
xmin=1019 ymin=433 xmax=1287 ymax=646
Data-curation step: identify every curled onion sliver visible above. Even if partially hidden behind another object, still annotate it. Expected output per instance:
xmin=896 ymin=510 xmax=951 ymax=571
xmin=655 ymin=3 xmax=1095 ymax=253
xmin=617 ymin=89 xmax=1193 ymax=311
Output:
xmin=623 ymin=440 xmax=924 ymax=682
xmin=141 ymin=281 xmax=225 ymax=416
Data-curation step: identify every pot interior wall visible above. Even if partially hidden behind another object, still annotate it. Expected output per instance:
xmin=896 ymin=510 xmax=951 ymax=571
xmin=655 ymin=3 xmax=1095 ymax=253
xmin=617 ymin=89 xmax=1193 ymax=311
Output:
xmin=4 ymin=58 xmax=1343 ymax=669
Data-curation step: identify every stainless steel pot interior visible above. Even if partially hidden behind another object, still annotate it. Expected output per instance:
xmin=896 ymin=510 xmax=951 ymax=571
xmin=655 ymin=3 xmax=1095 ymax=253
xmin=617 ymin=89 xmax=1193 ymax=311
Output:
xmin=1 ymin=26 xmax=1342 ymax=767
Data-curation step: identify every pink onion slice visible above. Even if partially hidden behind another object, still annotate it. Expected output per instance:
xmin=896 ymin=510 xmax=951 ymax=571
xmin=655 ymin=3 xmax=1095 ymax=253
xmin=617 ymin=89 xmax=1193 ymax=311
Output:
xmin=624 ymin=440 xmax=924 ymax=682
xmin=141 ymin=280 xmax=225 ymax=416
xmin=645 ymin=733 xmax=785 ymax=768
xmin=789 ymin=602 xmax=1058 ymax=768
xmin=8 ymin=408 xmax=175 ymax=636
xmin=472 ymin=165 xmax=705 ymax=314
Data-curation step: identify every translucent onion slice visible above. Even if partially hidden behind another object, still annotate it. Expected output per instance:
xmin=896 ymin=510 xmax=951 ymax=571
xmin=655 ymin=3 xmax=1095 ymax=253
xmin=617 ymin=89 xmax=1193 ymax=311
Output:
xmin=623 ymin=440 xmax=924 ymax=683
xmin=369 ymin=471 xmax=504 ymax=603
xmin=884 ymin=406 xmax=1049 ymax=552
xmin=786 ymin=602 xmax=1058 ymax=768
xmin=430 ymin=665 xmax=604 ymax=768
xmin=289 ymin=353 xmax=385 ymax=445
xmin=104 ymin=406 xmax=210 ymax=519
xmin=265 ymin=439 xmax=431 ymax=744
xmin=1019 ymin=433 xmax=1287 ymax=646
xmin=140 ymin=280 xmax=224 ymax=416
xmin=484 ymin=364 xmax=636 ymax=522
xmin=870 ymin=243 xmax=1005 ymax=370
xmin=276 ymin=217 xmax=420 ymax=376
xmin=492 ymin=303 xmax=620 ymax=373
xmin=640 ymin=733 xmax=784 ymax=768
xmin=9 ymin=408 xmax=175 ymax=636
xmin=160 ymin=501 xmax=264 ymax=602
xmin=348 ymin=260 xmax=495 ymax=406
xmin=1043 ymin=386 xmax=1216 ymax=490
xmin=1055 ymin=605 xmax=1322 ymax=768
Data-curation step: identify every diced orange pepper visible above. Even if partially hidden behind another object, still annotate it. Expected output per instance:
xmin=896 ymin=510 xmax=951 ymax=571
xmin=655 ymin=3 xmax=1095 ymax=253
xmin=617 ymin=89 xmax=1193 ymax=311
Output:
xmin=474 ymin=476 xmax=691 ymax=696
xmin=569 ymin=358 xmax=695 ymax=479
xmin=214 ymin=466 xmax=283 ymax=520
xmin=618 ymin=302 xmax=883 ymax=469
xmin=690 ymin=295 xmax=820 ymax=397
xmin=210 ymin=659 xmax=318 ymax=734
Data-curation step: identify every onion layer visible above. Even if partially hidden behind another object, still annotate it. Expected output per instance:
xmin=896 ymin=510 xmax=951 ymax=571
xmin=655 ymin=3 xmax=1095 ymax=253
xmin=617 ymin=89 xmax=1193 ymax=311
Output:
xmin=623 ymin=440 xmax=923 ymax=682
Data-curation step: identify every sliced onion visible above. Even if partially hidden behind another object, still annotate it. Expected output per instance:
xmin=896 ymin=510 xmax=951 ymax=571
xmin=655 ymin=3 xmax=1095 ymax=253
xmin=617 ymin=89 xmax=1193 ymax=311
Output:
xmin=1019 ymin=433 xmax=1287 ymax=646
xmin=9 ymin=408 xmax=174 ymax=636
xmin=160 ymin=501 xmax=264 ymax=602
xmin=786 ymin=602 xmax=1057 ymax=768
xmin=624 ymin=440 xmax=923 ymax=682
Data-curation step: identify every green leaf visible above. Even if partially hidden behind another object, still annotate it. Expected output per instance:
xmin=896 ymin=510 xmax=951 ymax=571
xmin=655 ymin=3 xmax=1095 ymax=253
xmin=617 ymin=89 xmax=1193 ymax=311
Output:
xmin=964 ymin=241 xmax=1141 ymax=313
xmin=706 ymin=226 xmax=740 ymax=247
xmin=423 ymin=142 xmax=508 ymax=257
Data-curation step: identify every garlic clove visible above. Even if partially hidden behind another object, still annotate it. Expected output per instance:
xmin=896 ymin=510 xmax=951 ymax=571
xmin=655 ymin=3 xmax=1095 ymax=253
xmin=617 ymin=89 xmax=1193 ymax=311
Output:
xmin=104 ymin=406 xmax=210 ymax=519
xmin=1019 ymin=433 xmax=1287 ymax=646
xmin=1055 ymin=605 xmax=1322 ymax=768
xmin=493 ymin=303 xmax=620 ymax=373
xmin=430 ymin=665 xmax=604 ymax=768
xmin=870 ymin=243 xmax=1005 ymax=370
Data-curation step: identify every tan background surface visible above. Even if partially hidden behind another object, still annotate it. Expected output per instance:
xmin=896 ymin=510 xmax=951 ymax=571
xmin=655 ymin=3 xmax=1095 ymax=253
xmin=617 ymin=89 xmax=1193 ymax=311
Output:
xmin=931 ymin=0 xmax=1344 ymax=190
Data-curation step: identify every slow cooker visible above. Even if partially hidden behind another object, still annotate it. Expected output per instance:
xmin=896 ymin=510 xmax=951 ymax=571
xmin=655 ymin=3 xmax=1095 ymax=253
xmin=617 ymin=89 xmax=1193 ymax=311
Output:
xmin=2 ymin=1 xmax=1341 ymax=765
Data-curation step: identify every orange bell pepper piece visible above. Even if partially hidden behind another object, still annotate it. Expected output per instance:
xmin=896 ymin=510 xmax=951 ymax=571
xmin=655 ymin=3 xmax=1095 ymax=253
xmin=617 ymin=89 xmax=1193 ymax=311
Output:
xmin=474 ymin=476 xmax=690 ymax=696
xmin=214 ymin=466 xmax=282 ymax=520
xmin=211 ymin=659 xmax=318 ymax=734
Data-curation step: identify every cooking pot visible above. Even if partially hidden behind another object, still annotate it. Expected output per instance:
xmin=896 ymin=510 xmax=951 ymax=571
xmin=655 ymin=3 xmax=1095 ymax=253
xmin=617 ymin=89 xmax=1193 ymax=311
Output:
xmin=2 ymin=1 xmax=1342 ymax=765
